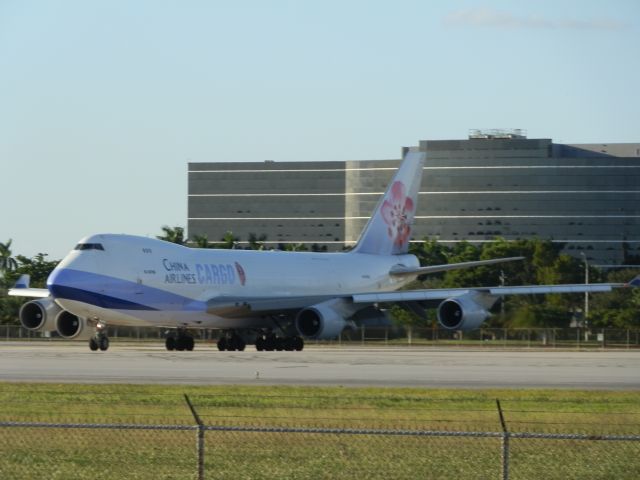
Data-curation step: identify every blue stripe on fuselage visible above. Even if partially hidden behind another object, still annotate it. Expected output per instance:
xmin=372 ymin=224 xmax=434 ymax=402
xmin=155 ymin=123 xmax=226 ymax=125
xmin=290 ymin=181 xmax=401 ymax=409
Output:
xmin=47 ymin=268 xmax=205 ymax=311
xmin=49 ymin=284 xmax=159 ymax=310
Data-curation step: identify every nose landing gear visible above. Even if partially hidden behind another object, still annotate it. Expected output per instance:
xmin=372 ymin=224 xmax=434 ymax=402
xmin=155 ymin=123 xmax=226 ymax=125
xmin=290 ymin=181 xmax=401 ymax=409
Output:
xmin=89 ymin=333 xmax=109 ymax=351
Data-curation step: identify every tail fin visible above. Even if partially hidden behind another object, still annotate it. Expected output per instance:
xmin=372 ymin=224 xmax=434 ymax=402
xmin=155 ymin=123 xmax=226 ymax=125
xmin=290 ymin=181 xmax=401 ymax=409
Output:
xmin=352 ymin=150 xmax=426 ymax=256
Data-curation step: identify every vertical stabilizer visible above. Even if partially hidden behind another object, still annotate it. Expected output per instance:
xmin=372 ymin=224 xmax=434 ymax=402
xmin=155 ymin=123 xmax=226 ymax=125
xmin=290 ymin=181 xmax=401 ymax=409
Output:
xmin=353 ymin=150 xmax=426 ymax=256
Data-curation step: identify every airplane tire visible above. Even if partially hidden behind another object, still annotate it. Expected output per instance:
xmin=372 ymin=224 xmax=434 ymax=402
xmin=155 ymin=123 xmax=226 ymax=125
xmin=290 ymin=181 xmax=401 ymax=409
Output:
xmin=217 ymin=337 xmax=227 ymax=351
xmin=99 ymin=336 xmax=109 ymax=351
xmin=165 ymin=337 xmax=176 ymax=351
xmin=284 ymin=338 xmax=295 ymax=351
xmin=255 ymin=336 xmax=265 ymax=351
xmin=185 ymin=336 xmax=195 ymax=351
xmin=89 ymin=337 xmax=99 ymax=351
xmin=264 ymin=335 xmax=276 ymax=351
xmin=293 ymin=336 xmax=304 ymax=351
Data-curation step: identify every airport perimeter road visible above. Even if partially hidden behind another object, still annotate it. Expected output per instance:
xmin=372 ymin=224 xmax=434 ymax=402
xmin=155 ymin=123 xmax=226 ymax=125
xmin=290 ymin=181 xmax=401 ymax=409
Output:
xmin=0 ymin=343 xmax=639 ymax=389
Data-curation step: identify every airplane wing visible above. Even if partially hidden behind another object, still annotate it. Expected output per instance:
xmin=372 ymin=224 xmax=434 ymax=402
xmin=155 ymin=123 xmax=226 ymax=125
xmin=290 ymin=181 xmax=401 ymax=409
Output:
xmin=389 ymin=256 xmax=525 ymax=277
xmin=7 ymin=274 xmax=49 ymax=298
xmin=351 ymin=282 xmax=625 ymax=304
xmin=205 ymin=279 xmax=631 ymax=317
xmin=206 ymin=295 xmax=335 ymax=318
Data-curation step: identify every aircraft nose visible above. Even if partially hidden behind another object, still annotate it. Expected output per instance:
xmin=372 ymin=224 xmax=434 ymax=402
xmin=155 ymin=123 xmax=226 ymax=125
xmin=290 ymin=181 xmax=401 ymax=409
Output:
xmin=47 ymin=267 xmax=77 ymax=299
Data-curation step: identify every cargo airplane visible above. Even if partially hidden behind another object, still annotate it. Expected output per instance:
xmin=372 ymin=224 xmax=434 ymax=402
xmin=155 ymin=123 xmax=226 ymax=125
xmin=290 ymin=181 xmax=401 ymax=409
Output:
xmin=9 ymin=150 xmax=634 ymax=352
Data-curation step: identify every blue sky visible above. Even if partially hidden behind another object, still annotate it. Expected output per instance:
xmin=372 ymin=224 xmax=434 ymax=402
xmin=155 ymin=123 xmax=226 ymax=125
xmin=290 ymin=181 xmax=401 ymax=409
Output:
xmin=1 ymin=0 xmax=638 ymax=259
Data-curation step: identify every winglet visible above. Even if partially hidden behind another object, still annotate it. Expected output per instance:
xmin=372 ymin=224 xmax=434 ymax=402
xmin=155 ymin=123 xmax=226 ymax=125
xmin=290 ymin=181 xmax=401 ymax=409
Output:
xmin=8 ymin=274 xmax=49 ymax=298
xmin=626 ymin=275 xmax=640 ymax=288
xmin=13 ymin=274 xmax=30 ymax=289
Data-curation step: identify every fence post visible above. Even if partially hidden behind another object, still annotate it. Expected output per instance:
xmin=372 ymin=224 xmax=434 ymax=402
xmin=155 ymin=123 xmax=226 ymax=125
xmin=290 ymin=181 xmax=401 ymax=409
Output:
xmin=577 ymin=327 xmax=580 ymax=350
xmin=496 ymin=399 xmax=510 ymax=480
xmin=185 ymin=394 xmax=205 ymax=480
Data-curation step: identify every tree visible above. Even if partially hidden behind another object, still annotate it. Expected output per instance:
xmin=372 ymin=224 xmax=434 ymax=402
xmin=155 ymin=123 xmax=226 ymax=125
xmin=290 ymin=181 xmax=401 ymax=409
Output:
xmin=588 ymin=268 xmax=640 ymax=328
xmin=13 ymin=253 xmax=60 ymax=288
xmin=0 ymin=239 xmax=18 ymax=280
xmin=191 ymin=234 xmax=211 ymax=248
xmin=215 ymin=231 xmax=239 ymax=249
xmin=409 ymin=239 xmax=449 ymax=269
xmin=284 ymin=243 xmax=309 ymax=252
xmin=508 ymin=303 xmax=572 ymax=329
xmin=247 ymin=233 xmax=267 ymax=250
xmin=157 ymin=226 xmax=186 ymax=245
xmin=0 ymin=252 xmax=59 ymax=325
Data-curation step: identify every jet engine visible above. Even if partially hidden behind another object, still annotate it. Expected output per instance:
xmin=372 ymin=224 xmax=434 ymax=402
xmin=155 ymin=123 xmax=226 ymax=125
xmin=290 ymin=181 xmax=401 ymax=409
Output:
xmin=19 ymin=299 xmax=61 ymax=332
xmin=437 ymin=294 xmax=491 ymax=331
xmin=55 ymin=310 xmax=91 ymax=340
xmin=295 ymin=301 xmax=350 ymax=340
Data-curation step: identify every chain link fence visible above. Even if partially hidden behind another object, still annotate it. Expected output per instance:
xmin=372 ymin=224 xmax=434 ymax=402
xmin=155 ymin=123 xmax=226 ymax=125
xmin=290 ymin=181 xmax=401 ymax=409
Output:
xmin=2 ymin=324 xmax=640 ymax=349
xmin=1 ymin=395 xmax=639 ymax=479
xmin=1 ymin=421 xmax=639 ymax=479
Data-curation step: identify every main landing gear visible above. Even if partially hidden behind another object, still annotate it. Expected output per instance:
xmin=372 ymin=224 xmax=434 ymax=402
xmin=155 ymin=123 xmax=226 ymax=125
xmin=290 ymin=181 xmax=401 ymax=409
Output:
xmin=255 ymin=334 xmax=304 ymax=352
xmin=165 ymin=330 xmax=195 ymax=351
xmin=217 ymin=332 xmax=246 ymax=351
xmin=89 ymin=332 xmax=109 ymax=351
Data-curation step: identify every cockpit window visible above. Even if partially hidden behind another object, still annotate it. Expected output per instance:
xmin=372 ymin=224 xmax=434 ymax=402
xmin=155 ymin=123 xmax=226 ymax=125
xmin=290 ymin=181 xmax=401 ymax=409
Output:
xmin=74 ymin=243 xmax=105 ymax=251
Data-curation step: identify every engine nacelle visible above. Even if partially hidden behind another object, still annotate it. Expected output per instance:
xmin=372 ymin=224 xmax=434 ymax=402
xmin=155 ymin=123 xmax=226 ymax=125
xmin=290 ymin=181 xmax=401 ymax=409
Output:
xmin=437 ymin=295 xmax=490 ymax=331
xmin=19 ymin=299 xmax=61 ymax=332
xmin=55 ymin=310 xmax=91 ymax=340
xmin=295 ymin=301 xmax=350 ymax=340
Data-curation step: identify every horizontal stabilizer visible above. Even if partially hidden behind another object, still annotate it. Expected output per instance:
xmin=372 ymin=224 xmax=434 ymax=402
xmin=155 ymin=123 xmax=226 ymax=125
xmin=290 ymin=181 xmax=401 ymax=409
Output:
xmin=389 ymin=256 xmax=525 ymax=277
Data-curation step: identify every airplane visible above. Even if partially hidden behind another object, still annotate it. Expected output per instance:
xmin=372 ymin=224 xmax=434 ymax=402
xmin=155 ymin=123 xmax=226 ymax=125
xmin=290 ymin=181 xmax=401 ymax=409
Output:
xmin=8 ymin=150 xmax=635 ymax=352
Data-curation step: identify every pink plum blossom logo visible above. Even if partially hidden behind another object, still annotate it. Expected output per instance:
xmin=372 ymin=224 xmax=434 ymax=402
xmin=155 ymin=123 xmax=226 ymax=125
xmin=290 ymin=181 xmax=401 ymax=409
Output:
xmin=235 ymin=262 xmax=246 ymax=286
xmin=380 ymin=181 xmax=414 ymax=248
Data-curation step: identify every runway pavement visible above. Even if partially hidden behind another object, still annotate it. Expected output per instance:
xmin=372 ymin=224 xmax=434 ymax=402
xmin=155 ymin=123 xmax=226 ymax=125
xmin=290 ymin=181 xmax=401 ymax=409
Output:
xmin=1 ymin=342 xmax=639 ymax=389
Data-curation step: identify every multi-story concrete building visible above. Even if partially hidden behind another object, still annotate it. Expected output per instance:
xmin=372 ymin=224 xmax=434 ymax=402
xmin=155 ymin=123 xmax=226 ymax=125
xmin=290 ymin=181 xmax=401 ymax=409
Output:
xmin=188 ymin=132 xmax=640 ymax=265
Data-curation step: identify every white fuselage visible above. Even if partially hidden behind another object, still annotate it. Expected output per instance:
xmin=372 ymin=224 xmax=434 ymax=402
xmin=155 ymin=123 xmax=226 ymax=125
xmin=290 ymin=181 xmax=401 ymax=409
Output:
xmin=47 ymin=234 xmax=419 ymax=329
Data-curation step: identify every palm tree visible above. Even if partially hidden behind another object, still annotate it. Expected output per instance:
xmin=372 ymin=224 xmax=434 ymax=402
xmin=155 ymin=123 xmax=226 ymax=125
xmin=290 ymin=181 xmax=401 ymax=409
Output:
xmin=157 ymin=226 xmax=186 ymax=245
xmin=247 ymin=233 xmax=267 ymax=251
xmin=284 ymin=243 xmax=308 ymax=252
xmin=217 ymin=231 xmax=239 ymax=250
xmin=191 ymin=234 xmax=210 ymax=249
xmin=0 ymin=239 xmax=18 ymax=275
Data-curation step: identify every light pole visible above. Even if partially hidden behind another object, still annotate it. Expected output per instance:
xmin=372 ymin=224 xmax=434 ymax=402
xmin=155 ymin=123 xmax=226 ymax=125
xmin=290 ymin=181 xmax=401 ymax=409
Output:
xmin=580 ymin=252 xmax=589 ymax=326
xmin=499 ymin=270 xmax=506 ymax=318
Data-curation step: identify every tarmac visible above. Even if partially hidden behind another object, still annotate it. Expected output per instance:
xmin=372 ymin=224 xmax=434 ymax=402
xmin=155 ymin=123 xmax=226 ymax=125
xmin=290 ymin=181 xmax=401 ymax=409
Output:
xmin=0 ymin=342 xmax=639 ymax=389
